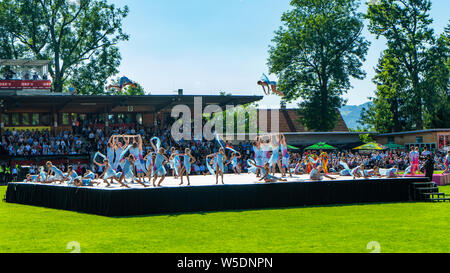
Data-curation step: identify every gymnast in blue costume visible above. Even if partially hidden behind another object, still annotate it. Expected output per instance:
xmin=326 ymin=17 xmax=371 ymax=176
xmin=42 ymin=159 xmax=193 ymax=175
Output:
xmin=253 ymin=136 xmax=264 ymax=177
xmin=65 ymin=165 xmax=80 ymax=186
xmin=179 ymin=148 xmax=196 ymax=186
xmin=150 ymin=138 xmax=169 ymax=187
xmin=268 ymin=134 xmax=283 ymax=175
xmin=280 ymin=134 xmax=292 ymax=178
xmin=227 ymin=152 xmax=241 ymax=175
xmin=257 ymin=73 xmax=285 ymax=96
xmin=207 ymin=148 xmax=227 ymax=185
xmin=45 ymin=161 xmax=65 ymax=183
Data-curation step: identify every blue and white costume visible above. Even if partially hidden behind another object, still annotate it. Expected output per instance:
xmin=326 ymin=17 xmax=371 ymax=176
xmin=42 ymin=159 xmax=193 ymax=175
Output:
xmin=153 ymin=153 xmax=167 ymax=176
xmin=253 ymin=145 xmax=264 ymax=167
xmin=174 ymin=150 xmax=181 ymax=176
xmin=280 ymin=144 xmax=289 ymax=168
xmin=107 ymin=146 xmax=115 ymax=169
xmin=51 ymin=166 xmax=65 ymax=180
xmin=269 ymin=146 xmax=279 ymax=168
xmin=114 ymin=147 xmax=124 ymax=171
xmin=183 ymin=154 xmax=191 ymax=175
xmin=103 ymin=165 xmax=118 ymax=180
xmin=216 ymin=153 xmax=224 ymax=173
xmin=27 ymin=175 xmax=38 ymax=183
xmin=122 ymin=159 xmax=135 ymax=180
xmin=231 ymin=156 xmax=238 ymax=168
xmin=67 ymin=171 xmax=80 ymax=185
xmin=39 ymin=170 xmax=47 ymax=182
xmin=130 ymin=146 xmax=144 ymax=174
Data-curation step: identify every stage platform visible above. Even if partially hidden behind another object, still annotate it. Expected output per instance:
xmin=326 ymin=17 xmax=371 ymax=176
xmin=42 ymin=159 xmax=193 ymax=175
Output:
xmin=4 ymin=174 xmax=430 ymax=217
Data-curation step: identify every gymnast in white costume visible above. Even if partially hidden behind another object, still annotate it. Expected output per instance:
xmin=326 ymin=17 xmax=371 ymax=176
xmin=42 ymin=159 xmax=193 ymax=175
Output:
xmin=309 ymin=166 xmax=337 ymax=181
xmin=379 ymin=166 xmax=399 ymax=178
xmin=259 ymin=162 xmax=288 ymax=183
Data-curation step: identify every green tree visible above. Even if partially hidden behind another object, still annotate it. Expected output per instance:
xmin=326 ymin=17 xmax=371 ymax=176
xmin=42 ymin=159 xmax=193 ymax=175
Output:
xmin=0 ymin=0 xmax=129 ymax=93
xmin=268 ymin=0 xmax=370 ymax=131
xmin=365 ymin=0 xmax=438 ymax=130
xmin=359 ymin=50 xmax=411 ymax=133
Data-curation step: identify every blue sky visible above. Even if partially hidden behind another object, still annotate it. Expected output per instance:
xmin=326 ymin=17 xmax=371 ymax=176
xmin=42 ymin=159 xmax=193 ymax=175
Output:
xmin=109 ymin=0 xmax=449 ymax=108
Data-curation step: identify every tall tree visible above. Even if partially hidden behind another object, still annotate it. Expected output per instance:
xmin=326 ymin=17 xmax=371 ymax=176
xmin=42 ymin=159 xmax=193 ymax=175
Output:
xmin=268 ymin=0 xmax=370 ymax=131
xmin=365 ymin=0 xmax=437 ymax=130
xmin=359 ymin=50 xmax=411 ymax=133
xmin=0 ymin=0 xmax=129 ymax=93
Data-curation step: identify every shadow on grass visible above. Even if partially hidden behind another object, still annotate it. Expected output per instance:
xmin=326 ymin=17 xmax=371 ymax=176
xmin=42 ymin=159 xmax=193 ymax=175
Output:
xmin=111 ymin=201 xmax=427 ymax=219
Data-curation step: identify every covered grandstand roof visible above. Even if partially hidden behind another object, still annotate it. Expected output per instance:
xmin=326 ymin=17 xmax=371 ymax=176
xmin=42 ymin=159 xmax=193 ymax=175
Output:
xmin=0 ymin=93 xmax=263 ymax=113
xmin=0 ymin=59 xmax=51 ymax=66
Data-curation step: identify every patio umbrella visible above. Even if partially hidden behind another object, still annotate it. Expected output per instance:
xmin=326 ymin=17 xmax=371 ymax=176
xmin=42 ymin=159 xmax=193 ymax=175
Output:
xmin=287 ymin=145 xmax=300 ymax=150
xmin=305 ymin=142 xmax=337 ymax=150
xmin=353 ymin=142 xmax=385 ymax=150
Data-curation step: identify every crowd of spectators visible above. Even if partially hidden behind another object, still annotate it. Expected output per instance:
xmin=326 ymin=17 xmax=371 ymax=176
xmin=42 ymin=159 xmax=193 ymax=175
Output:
xmin=1 ymin=123 xmax=449 ymax=181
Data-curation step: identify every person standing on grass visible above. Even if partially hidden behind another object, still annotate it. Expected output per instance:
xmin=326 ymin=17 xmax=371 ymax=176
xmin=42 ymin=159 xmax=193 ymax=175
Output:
xmin=424 ymin=154 xmax=435 ymax=182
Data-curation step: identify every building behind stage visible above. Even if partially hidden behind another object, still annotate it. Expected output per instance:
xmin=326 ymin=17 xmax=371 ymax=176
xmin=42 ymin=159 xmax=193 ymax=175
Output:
xmin=373 ymin=129 xmax=450 ymax=152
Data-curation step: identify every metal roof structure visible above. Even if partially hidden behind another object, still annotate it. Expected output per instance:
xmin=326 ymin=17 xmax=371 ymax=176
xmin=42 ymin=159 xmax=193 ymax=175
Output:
xmin=0 ymin=93 xmax=263 ymax=113
xmin=0 ymin=59 xmax=51 ymax=67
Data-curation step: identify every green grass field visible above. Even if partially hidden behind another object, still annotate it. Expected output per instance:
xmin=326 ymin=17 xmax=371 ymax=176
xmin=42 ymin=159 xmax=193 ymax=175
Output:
xmin=1 ymin=185 xmax=450 ymax=253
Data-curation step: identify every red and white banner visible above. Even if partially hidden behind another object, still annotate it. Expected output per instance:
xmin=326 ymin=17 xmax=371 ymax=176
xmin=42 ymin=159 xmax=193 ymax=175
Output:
xmin=0 ymin=80 xmax=51 ymax=90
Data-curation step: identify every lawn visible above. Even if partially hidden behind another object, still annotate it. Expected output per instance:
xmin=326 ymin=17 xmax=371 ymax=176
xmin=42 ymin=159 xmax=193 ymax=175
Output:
xmin=1 ymin=185 xmax=450 ymax=253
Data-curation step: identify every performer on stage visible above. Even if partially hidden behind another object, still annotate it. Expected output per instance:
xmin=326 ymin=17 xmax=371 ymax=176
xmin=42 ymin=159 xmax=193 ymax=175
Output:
xmin=107 ymin=137 xmax=116 ymax=170
xmin=45 ymin=161 xmax=65 ymax=184
xmin=379 ymin=166 xmax=399 ymax=178
xmin=96 ymin=159 xmax=119 ymax=187
xmin=171 ymin=147 xmax=182 ymax=179
xmin=144 ymin=150 xmax=155 ymax=181
xmin=117 ymin=155 xmax=138 ymax=188
xmin=410 ymin=146 xmax=420 ymax=176
xmin=207 ymin=148 xmax=227 ymax=185
xmin=444 ymin=151 xmax=450 ymax=174
xmin=114 ymin=137 xmax=128 ymax=172
xmin=25 ymin=174 xmax=39 ymax=183
xmin=268 ymin=135 xmax=282 ymax=175
xmin=253 ymin=136 xmax=263 ymax=177
xmin=279 ymin=134 xmax=292 ymax=178
xmin=319 ymin=150 xmax=330 ymax=174
xmin=226 ymin=152 xmax=241 ymax=175
xmin=151 ymin=147 xmax=169 ymax=187
xmin=130 ymin=136 xmax=145 ymax=184
xmin=65 ymin=165 xmax=80 ymax=186
xmin=309 ymin=166 xmax=337 ymax=181
xmin=259 ymin=162 xmax=288 ymax=183
xmin=180 ymin=148 xmax=196 ymax=186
